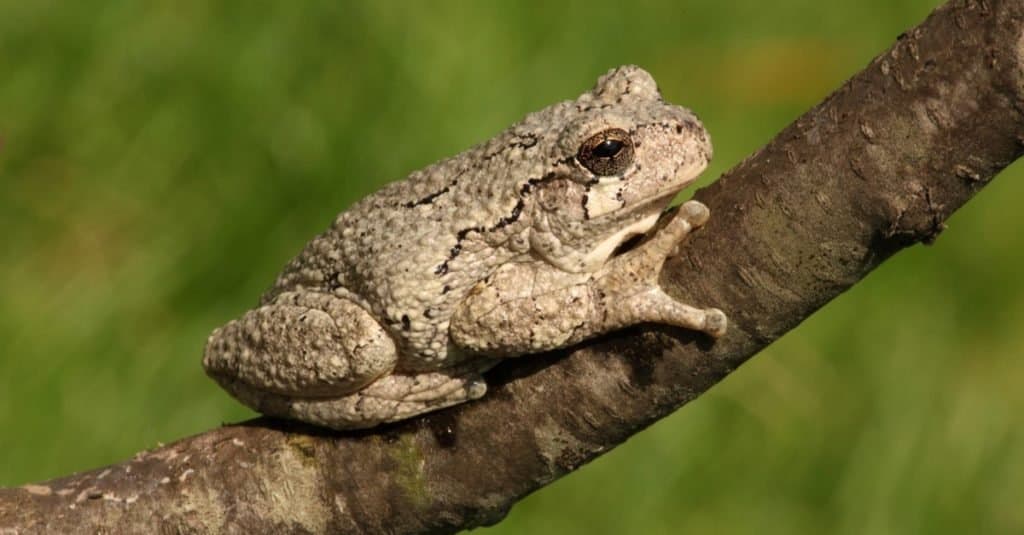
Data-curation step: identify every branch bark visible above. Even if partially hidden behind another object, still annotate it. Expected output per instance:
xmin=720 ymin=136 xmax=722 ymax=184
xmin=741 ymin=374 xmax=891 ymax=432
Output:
xmin=4 ymin=1 xmax=1024 ymax=533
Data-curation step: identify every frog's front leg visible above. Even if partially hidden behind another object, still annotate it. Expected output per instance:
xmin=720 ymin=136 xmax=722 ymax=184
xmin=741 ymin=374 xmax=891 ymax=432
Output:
xmin=450 ymin=200 xmax=726 ymax=356
xmin=204 ymin=291 xmax=487 ymax=429
xmin=593 ymin=200 xmax=727 ymax=337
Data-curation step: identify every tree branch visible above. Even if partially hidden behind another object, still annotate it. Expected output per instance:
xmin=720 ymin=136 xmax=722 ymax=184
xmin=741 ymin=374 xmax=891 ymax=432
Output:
xmin=3 ymin=1 xmax=1023 ymax=533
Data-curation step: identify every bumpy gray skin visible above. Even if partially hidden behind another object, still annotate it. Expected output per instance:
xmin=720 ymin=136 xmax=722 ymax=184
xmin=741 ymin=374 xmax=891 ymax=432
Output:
xmin=203 ymin=66 xmax=727 ymax=430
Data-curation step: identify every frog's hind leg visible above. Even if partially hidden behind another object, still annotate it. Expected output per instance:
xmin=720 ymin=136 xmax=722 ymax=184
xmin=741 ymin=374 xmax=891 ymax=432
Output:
xmin=205 ymin=292 xmax=490 ymax=429
xmin=203 ymin=290 xmax=398 ymax=403
xmin=289 ymin=369 xmax=487 ymax=429
xmin=225 ymin=368 xmax=489 ymax=430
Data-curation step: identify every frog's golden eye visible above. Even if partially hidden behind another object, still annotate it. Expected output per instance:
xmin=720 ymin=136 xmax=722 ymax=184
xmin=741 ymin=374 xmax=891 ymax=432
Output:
xmin=577 ymin=128 xmax=634 ymax=176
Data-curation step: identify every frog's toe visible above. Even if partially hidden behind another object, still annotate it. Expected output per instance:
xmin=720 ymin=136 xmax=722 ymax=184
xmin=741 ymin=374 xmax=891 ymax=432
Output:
xmin=702 ymin=308 xmax=728 ymax=338
xmin=679 ymin=200 xmax=710 ymax=227
xmin=465 ymin=377 xmax=488 ymax=400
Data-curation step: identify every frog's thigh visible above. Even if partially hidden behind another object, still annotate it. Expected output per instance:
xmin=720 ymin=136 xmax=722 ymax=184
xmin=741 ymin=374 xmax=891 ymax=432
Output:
xmin=203 ymin=291 xmax=397 ymax=397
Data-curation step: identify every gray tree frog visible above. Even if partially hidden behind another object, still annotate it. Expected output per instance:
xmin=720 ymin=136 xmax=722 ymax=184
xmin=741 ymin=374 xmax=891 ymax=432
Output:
xmin=203 ymin=65 xmax=727 ymax=429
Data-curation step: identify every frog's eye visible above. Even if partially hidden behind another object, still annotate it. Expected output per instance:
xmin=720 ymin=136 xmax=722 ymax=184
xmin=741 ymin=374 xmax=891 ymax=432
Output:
xmin=577 ymin=128 xmax=635 ymax=176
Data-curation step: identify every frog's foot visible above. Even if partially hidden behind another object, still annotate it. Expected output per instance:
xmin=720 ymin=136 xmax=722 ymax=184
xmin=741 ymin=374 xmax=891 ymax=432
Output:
xmin=640 ymin=200 xmax=709 ymax=267
xmin=624 ymin=288 xmax=728 ymax=338
xmin=236 ymin=369 xmax=488 ymax=430
xmin=598 ymin=199 xmax=727 ymax=338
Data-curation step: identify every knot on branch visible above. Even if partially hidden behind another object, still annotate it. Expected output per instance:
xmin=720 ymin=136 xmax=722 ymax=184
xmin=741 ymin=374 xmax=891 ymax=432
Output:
xmin=882 ymin=180 xmax=947 ymax=245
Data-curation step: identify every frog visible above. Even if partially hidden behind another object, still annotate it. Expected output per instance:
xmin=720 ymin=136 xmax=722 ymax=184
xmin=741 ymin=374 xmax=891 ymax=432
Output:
xmin=203 ymin=65 xmax=727 ymax=430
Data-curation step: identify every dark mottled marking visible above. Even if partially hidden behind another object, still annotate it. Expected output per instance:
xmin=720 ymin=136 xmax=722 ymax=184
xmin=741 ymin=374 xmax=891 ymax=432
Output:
xmin=481 ymin=134 xmax=540 ymax=162
xmin=403 ymin=186 xmax=451 ymax=208
xmin=401 ymin=315 xmax=411 ymax=331
xmin=581 ymin=192 xmax=590 ymax=220
xmin=457 ymin=227 xmax=483 ymax=240
xmin=490 ymin=200 xmax=524 ymax=231
xmin=327 ymin=271 xmax=342 ymax=291
xmin=523 ymin=171 xmax=558 ymax=195
xmin=402 ymin=171 xmax=466 ymax=209
xmin=434 ymin=172 xmax=558 ymax=277
xmin=515 ymin=134 xmax=539 ymax=149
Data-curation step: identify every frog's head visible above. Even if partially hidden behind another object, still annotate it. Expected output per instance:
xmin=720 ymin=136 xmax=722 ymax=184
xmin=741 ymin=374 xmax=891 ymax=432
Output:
xmin=528 ymin=65 xmax=712 ymax=273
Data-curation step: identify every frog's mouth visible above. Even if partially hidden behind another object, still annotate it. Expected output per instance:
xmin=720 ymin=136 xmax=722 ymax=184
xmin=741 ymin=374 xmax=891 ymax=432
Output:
xmin=586 ymin=189 xmax=679 ymax=232
xmin=584 ymin=162 xmax=700 ymax=221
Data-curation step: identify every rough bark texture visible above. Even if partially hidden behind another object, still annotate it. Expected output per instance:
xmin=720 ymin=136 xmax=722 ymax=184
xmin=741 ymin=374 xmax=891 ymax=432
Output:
xmin=3 ymin=0 xmax=1024 ymax=533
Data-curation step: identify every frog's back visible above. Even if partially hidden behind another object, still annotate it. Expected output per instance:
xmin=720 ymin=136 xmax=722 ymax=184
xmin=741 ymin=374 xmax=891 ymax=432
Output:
xmin=264 ymin=127 xmax=547 ymax=330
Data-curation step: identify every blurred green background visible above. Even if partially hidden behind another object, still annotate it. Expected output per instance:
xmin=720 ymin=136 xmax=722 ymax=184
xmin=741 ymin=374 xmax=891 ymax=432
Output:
xmin=2 ymin=1 xmax=1022 ymax=533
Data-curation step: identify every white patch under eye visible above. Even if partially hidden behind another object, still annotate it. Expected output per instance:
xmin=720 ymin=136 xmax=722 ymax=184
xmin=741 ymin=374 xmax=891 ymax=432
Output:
xmin=584 ymin=180 xmax=627 ymax=219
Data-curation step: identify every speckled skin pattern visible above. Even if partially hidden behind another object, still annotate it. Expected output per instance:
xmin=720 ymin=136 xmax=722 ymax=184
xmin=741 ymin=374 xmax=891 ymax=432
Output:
xmin=203 ymin=66 xmax=727 ymax=429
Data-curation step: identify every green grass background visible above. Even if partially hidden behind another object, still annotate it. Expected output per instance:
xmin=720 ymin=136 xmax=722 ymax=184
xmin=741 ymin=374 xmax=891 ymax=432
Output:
xmin=2 ymin=1 xmax=1023 ymax=533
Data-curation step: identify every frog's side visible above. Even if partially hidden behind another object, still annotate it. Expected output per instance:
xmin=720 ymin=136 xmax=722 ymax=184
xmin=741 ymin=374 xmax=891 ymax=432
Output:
xmin=203 ymin=65 xmax=727 ymax=429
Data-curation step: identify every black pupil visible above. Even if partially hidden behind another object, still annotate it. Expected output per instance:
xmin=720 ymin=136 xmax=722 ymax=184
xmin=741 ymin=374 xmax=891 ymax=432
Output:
xmin=592 ymin=139 xmax=623 ymax=158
